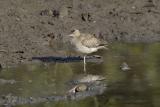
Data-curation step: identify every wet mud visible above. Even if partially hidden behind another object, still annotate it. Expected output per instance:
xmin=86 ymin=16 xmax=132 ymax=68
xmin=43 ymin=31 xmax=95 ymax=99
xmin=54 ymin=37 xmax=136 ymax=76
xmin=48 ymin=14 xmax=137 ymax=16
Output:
xmin=0 ymin=0 xmax=160 ymax=68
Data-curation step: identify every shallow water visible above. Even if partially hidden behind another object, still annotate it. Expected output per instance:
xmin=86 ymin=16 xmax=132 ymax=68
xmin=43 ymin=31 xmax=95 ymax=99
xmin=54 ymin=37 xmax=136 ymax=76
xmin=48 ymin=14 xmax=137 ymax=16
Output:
xmin=0 ymin=43 xmax=160 ymax=107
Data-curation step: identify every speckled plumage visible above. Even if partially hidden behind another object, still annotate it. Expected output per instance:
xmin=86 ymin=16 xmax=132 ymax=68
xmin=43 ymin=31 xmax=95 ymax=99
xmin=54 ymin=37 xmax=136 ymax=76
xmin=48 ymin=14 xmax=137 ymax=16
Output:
xmin=69 ymin=29 xmax=108 ymax=54
xmin=69 ymin=29 xmax=108 ymax=72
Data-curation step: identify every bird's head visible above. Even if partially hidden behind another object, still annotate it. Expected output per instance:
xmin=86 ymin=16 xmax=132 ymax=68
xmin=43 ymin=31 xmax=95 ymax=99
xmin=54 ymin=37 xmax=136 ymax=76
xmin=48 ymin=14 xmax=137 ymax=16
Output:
xmin=69 ymin=29 xmax=80 ymax=37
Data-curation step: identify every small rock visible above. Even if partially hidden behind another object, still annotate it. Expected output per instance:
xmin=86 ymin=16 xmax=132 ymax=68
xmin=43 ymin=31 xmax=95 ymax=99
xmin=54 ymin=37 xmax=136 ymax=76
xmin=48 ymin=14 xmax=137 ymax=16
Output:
xmin=131 ymin=6 xmax=136 ymax=9
xmin=81 ymin=13 xmax=93 ymax=22
xmin=15 ymin=17 xmax=21 ymax=21
xmin=120 ymin=62 xmax=131 ymax=71
xmin=75 ymin=84 xmax=87 ymax=92
xmin=40 ymin=9 xmax=54 ymax=16
xmin=28 ymin=80 xmax=32 ymax=83
xmin=47 ymin=33 xmax=55 ymax=39
xmin=68 ymin=84 xmax=87 ymax=93
xmin=52 ymin=10 xmax=59 ymax=17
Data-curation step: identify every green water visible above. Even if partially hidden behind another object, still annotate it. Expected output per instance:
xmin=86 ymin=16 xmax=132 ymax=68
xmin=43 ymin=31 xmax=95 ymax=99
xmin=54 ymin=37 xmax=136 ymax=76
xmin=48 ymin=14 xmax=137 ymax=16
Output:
xmin=0 ymin=43 xmax=160 ymax=107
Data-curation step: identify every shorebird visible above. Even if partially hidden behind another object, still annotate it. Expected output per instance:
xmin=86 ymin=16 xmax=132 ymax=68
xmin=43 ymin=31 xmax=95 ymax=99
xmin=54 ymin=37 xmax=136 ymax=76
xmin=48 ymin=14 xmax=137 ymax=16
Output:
xmin=69 ymin=29 xmax=108 ymax=72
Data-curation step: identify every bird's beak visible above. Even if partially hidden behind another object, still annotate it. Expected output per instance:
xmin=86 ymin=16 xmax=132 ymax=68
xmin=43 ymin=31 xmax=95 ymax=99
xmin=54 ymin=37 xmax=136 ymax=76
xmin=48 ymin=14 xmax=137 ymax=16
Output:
xmin=69 ymin=34 xmax=74 ymax=37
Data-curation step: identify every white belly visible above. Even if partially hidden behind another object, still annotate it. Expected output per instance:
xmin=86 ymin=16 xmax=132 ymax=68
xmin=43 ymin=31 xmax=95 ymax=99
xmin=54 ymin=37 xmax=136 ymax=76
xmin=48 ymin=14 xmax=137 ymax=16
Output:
xmin=76 ymin=44 xmax=98 ymax=54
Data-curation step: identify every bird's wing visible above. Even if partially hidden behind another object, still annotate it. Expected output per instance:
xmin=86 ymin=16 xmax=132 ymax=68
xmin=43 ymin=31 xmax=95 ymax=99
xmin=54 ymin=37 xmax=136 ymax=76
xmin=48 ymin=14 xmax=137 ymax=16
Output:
xmin=80 ymin=34 xmax=106 ymax=48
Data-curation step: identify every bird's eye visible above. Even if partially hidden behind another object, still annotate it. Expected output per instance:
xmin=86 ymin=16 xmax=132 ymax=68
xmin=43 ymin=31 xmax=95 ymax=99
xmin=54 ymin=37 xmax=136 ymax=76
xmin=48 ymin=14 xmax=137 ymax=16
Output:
xmin=71 ymin=29 xmax=76 ymax=33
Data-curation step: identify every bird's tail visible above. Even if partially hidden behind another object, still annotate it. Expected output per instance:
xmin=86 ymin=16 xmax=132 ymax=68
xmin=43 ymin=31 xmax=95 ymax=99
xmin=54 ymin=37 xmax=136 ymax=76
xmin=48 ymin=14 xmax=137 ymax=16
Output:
xmin=98 ymin=40 xmax=108 ymax=50
xmin=97 ymin=45 xmax=108 ymax=50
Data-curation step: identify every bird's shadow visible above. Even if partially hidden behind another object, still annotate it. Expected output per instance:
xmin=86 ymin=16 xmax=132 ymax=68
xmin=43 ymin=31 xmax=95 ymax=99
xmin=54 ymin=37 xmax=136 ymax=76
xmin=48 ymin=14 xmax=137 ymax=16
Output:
xmin=32 ymin=56 xmax=103 ymax=63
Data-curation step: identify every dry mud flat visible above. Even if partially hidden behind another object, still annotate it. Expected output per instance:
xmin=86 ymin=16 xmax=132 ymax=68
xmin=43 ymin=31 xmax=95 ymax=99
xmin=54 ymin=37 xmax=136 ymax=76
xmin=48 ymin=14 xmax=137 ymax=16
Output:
xmin=0 ymin=0 xmax=160 ymax=68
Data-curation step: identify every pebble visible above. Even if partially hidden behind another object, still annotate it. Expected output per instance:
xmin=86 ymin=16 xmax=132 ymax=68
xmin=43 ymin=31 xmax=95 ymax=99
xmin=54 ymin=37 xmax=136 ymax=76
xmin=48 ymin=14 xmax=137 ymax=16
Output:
xmin=81 ymin=13 xmax=93 ymax=22
xmin=40 ymin=9 xmax=51 ymax=16
xmin=28 ymin=80 xmax=33 ymax=83
xmin=75 ymin=84 xmax=87 ymax=92
xmin=40 ymin=9 xmax=59 ymax=17
xmin=120 ymin=62 xmax=131 ymax=71
xmin=68 ymin=84 xmax=87 ymax=93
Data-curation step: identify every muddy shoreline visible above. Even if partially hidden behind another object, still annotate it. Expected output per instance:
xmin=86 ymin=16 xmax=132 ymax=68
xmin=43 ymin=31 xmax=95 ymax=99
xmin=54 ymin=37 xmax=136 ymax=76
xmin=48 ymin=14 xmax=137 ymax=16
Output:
xmin=0 ymin=0 xmax=160 ymax=68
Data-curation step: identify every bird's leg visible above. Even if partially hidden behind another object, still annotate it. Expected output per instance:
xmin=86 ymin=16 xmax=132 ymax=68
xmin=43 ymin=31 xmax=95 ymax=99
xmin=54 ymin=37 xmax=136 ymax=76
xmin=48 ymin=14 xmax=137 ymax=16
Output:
xmin=84 ymin=55 xmax=86 ymax=72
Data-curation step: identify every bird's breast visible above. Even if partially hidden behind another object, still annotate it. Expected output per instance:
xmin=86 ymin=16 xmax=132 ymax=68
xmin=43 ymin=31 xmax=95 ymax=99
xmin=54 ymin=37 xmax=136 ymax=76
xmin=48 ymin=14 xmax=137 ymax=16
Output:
xmin=76 ymin=44 xmax=97 ymax=54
